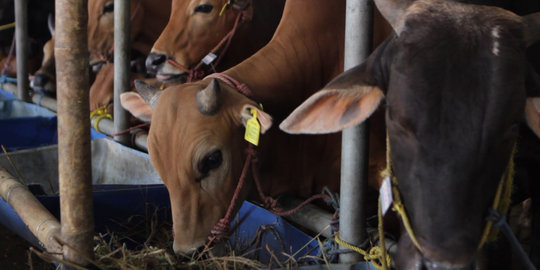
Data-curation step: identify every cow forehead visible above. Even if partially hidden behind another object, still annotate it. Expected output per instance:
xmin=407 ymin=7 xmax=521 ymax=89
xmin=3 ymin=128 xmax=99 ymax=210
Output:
xmin=151 ymin=84 xmax=239 ymax=144
xmin=385 ymin=1 xmax=527 ymax=140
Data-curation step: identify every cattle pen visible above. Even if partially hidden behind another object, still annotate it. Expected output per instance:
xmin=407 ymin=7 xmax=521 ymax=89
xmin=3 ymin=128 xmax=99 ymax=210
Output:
xmin=3 ymin=0 xmax=401 ymax=268
xmin=1 ymin=0 xmax=537 ymax=269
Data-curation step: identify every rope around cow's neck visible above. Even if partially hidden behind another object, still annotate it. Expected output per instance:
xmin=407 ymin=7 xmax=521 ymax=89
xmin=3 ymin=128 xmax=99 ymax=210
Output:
xmin=167 ymin=10 xmax=245 ymax=82
xmin=206 ymin=73 xmax=333 ymax=243
xmin=377 ymin=134 xmax=515 ymax=259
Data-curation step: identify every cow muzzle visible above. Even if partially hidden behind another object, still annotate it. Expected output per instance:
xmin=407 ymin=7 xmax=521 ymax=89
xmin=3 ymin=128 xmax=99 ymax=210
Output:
xmin=146 ymin=52 xmax=167 ymax=75
xmin=395 ymin=233 xmax=477 ymax=270
xmin=30 ymin=72 xmax=56 ymax=95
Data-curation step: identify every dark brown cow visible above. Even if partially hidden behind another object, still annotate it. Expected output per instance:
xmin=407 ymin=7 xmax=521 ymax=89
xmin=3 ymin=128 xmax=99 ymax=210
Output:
xmin=145 ymin=0 xmax=285 ymax=83
xmin=281 ymin=0 xmax=540 ymax=269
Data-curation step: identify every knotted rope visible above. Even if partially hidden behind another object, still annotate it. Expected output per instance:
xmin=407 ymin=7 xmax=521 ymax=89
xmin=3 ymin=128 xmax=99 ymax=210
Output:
xmin=90 ymin=106 xmax=112 ymax=133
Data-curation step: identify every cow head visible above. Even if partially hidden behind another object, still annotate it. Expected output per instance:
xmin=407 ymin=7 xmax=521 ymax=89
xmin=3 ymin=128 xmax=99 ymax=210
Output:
xmin=146 ymin=0 xmax=253 ymax=82
xmin=87 ymin=0 xmax=147 ymax=67
xmin=120 ymin=78 xmax=272 ymax=254
xmin=31 ymin=37 xmax=56 ymax=96
xmin=281 ymin=0 xmax=540 ymax=269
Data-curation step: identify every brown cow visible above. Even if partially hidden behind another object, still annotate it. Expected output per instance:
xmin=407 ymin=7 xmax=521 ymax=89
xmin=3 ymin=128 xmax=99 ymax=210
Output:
xmin=31 ymin=0 xmax=172 ymax=97
xmin=280 ymin=0 xmax=540 ymax=269
xmin=121 ymin=0 xmax=393 ymax=255
xmin=145 ymin=0 xmax=285 ymax=83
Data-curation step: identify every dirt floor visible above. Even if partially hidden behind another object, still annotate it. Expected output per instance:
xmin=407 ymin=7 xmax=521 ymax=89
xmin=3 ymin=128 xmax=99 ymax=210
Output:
xmin=0 ymin=223 xmax=55 ymax=270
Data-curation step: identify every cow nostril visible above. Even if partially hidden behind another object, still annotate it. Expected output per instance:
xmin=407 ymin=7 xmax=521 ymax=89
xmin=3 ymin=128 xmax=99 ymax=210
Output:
xmin=146 ymin=53 xmax=166 ymax=68
xmin=33 ymin=73 xmax=49 ymax=87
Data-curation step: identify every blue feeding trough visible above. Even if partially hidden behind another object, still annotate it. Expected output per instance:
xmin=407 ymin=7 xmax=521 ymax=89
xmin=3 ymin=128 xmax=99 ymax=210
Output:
xmin=0 ymin=99 xmax=58 ymax=151
xmin=0 ymin=138 xmax=323 ymax=265
xmin=0 ymin=98 xmax=106 ymax=151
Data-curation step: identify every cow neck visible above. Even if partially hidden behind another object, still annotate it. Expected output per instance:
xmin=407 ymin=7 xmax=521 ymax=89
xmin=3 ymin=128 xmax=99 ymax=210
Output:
xmin=89 ymin=0 xmax=142 ymax=65
xmin=380 ymin=134 xmax=516 ymax=255
xmin=222 ymin=5 xmax=344 ymax=121
xmin=167 ymin=10 xmax=246 ymax=82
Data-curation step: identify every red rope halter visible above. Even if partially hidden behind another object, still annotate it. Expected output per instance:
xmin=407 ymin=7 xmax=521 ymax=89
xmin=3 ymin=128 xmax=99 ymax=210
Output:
xmin=167 ymin=11 xmax=244 ymax=82
xmin=207 ymin=74 xmax=331 ymax=243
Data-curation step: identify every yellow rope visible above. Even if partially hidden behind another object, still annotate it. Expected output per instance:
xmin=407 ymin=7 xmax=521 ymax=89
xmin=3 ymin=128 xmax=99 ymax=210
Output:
xmin=477 ymin=144 xmax=516 ymax=249
xmin=0 ymin=22 xmax=15 ymax=31
xmin=335 ymin=234 xmax=391 ymax=270
xmin=90 ymin=106 xmax=112 ymax=133
xmin=382 ymin=134 xmax=515 ymax=253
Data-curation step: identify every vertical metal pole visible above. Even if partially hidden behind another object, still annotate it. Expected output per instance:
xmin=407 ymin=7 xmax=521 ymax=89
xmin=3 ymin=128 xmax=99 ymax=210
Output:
xmin=55 ymin=0 xmax=94 ymax=267
xmin=15 ymin=0 xmax=30 ymax=102
xmin=114 ymin=0 xmax=131 ymax=144
xmin=339 ymin=0 xmax=373 ymax=264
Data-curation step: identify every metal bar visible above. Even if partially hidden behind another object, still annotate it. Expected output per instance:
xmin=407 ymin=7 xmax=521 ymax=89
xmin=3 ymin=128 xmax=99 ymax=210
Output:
xmin=15 ymin=0 xmax=30 ymax=102
xmin=113 ymin=0 xmax=131 ymax=144
xmin=0 ymin=167 xmax=62 ymax=254
xmin=55 ymin=0 xmax=94 ymax=267
xmin=339 ymin=0 xmax=373 ymax=264
xmin=279 ymin=195 xmax=334 ymax=238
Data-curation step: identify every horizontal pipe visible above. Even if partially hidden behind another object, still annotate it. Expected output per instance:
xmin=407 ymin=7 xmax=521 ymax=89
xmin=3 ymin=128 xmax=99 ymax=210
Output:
xmin=0 ymin=83 xmax=58 ymax=112
xmin=278 ymin=195 xmax=334 ymax=238
xmin=0 ymin=166 xmax=62 ymax=254
xmin=31 ymin=94 xmax=58 ymax=112
xmin=1 ymin=82 xmax=17 ymax=95
xmin=133 ymin=131 xmax=148 ymax=152
xmin=90 ymin=117 xmax=149 ymax=152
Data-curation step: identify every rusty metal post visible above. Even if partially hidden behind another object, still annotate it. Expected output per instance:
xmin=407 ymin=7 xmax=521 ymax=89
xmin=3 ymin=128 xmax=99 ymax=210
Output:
xmin=55 ymin=0 xmax=94 ymax=267
xmin=339 ymin=0 xmax=373 ymax=264
xmin=114 ymin=0 xmax=131 ymax=144
xmin=15 ymin=0 xmax=30 ymax=102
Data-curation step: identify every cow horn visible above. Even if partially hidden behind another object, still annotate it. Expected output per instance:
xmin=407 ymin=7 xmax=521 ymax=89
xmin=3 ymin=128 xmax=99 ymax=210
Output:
xmin=48 ymin=13 xmax=55 ymax=36
xmin=134 ymin=80 xmax=162 ymax=109
xmin=523 ymin=12 xmax=540 ymax=47
xmin=196 ymin=78 xmax=221 ymax=115
xmin=373 ymin=0 xmax=413 ymax=35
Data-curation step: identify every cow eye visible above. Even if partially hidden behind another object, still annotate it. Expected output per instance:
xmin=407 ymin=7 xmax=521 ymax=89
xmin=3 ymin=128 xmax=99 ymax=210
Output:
xmin=194 ymin=4 xmax=213 ymax=13
xmin=199 ymin=150 xmax=222 ymax=176
xmin=103 ymin=2 xmax=114 ymax=14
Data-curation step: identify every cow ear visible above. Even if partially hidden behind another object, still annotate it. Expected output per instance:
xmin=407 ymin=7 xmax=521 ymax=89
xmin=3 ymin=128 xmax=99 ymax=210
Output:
xmin=525 ymin=67 xmax=540 ymax=137
xmin=280 ymin=62 xmax=384 ymax=134
xmin=280 ymin=87 xmax=383 ymax=134
xmin=134 ymin=80 xmax=162 ymax=109
xmin=374 ymin=0 xmax=414 ymax=35
xmin=120 ymin=92 xmax=153 ymax=123
xmin=523 ymin=12 xmax=540 ymax=47
xmin=525 ymin=98 xmax=540 ymax=137
xmin=240 ymin=104 xmax=272 ymax=134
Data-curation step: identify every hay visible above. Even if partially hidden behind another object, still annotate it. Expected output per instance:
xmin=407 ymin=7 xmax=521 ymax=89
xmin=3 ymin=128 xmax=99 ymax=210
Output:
xmin=27 ymin=206 xmax=327 ymax=269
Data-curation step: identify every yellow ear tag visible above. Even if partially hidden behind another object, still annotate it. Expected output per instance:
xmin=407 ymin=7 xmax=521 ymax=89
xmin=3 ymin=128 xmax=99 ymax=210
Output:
xmin=244 ymin=108 xmax=260 ymax=146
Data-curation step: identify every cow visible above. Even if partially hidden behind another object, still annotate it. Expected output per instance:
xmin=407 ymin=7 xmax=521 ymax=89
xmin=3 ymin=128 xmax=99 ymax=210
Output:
xmin=0 ymin=0 xmax=54 ymax=77
xmin=144 ymin=0 xmax=286 ymax=83
xmin=120 ymin=0 xmax=350 ymax=255
xmin=279 ymin=0 xmax=540 ymax=269
xmin=121 ymin=0 xmax=398 ymax=255
xmin=31 ymin=0 xmax=172 ymax=97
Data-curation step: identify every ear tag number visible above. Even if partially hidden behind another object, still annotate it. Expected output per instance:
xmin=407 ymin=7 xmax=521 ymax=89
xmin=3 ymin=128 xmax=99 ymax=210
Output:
xmin=244 ymin=108 xmax=260 ymax=146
